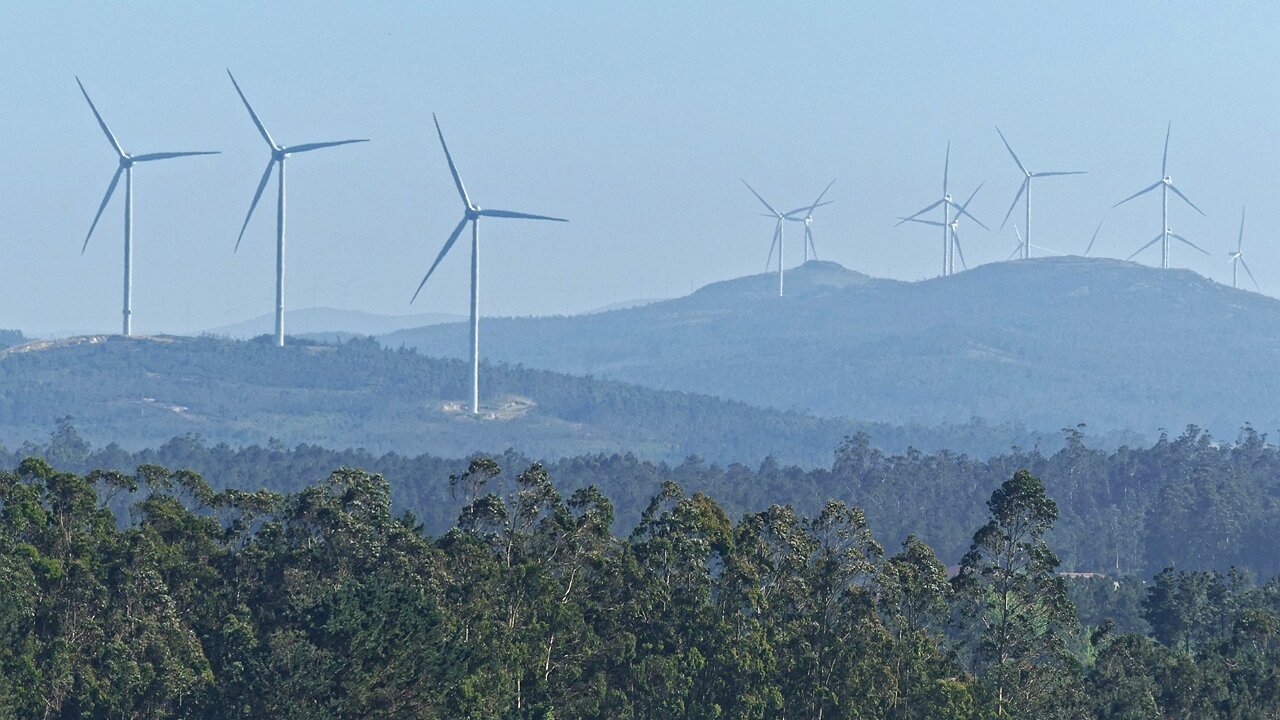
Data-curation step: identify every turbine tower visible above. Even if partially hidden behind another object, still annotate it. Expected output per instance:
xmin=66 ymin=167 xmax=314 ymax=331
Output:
xmin=1113 ymin=122 xmax=1205 ymax=269
xmin=901 ymin=184 xmax=983 ymax=272
xmin=227 ymin=70 xmax=369 ymax=347
xmin=897 ymin=144 xmax=987 ymax=276
xmin=1227 ymin=207 xmax=1258 ymax=291
xmin=995 ymin=126 xmax=1086 ymax=260
xmin=784 ymin=179 xmax=837 ymax=262
xmin=412 ymin=114 xmax=568 ymax=415
xmin=76 ymin=77 xmax=218 ymax=336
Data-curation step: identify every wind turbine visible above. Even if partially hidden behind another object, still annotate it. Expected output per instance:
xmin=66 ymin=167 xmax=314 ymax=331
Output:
xmin=1228 ymin=207 xmax=1258 ymax=291
xmin=412 ymin=114 xmax=568 ymax=416
xmin=783 ymin=179 xmax=837 ymax=262
xmin=995 ymin=126 xmax=1086 ymax=260
xmin=901 ymin=184 xmax=983 ymax=272
xmin=227 ymin=69 xmax=369 ymax=347
xmin=76 ymin=77 xmax=218 ymax=336
xmin=1113 ymin=122 xmax=1205 ymax=269
xmin=897 ymin=144 xmax=987 ymax=276
xmin=743 ymin=180 xmax=797 ymax=296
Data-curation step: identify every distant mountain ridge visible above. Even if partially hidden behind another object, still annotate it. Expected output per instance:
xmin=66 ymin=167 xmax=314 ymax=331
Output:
xmin=206 ymin=307 xmax=464 ymax=339
xmin=383 ymin=257 xmax=1280 ymax=436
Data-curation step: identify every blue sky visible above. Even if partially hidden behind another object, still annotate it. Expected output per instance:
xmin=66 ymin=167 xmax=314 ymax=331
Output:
xmin=1 ymin=2 xmax=1277 ymax=334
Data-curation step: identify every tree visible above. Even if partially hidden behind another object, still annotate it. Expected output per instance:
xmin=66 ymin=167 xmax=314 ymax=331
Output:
xmin=953 ymin=469 xmax=1080 ymax=718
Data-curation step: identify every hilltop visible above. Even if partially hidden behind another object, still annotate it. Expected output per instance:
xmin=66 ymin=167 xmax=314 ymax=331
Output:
xmin=384 ymin=257 xmax=1280 ymax=436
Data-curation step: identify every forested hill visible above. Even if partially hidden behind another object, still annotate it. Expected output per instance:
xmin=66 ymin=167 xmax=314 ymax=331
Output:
xmin=385 ymin=257 xmax=1280 ymax=436
xmin=0 ymin=334 xmax=1065 ymax=465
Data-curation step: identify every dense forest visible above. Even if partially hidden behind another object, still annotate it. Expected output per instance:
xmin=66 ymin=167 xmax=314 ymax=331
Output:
xmin=3 ymin=458 xmax=1279 ymax=718
xmin=9 ymin=421 xmax=1280 ymax=578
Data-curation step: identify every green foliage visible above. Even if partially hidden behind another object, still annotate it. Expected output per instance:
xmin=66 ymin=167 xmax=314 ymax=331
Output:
xmin=2 ymin=459 xmax=1278 ymax=718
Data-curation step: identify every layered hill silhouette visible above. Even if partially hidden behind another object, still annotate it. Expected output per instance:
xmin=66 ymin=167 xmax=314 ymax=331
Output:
xmin=0 ymin=334 xmax=1064 ymax=465
xmin=384 ymin=257 xmax=1280 ymax=436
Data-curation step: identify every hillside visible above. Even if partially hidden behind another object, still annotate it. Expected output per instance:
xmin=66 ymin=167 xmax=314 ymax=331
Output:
xmin=0 ymin=332 xmax=1086 ymax=467
xmin=385 ymin=258 xmax=1280 ymax=435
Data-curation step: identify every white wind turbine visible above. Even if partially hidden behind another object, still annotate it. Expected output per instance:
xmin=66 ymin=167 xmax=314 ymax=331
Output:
xmin=1113 ymin=123 xmax=1206 ymax=269
xmin=743 ymin=180 xmax=827 ymax=296
xmin=1227 ymin=207 xmax=1258 ymax=291
xmin=898 ymin=144 xmax=987 ymax=276
xmin=995 ymin=126 xmax=1086 ymax=260
xmin=901 ymin=184 xmax=983 ymax=272
xmin=76 ymin=77 xmax=218 ymax=336
xmin=784 ymin=179 xmax=837 ymax=262
xmin=412 ymin=114 xmax=568 ymax=415
xmin=227 ymin=70 xmax=369 ymax=347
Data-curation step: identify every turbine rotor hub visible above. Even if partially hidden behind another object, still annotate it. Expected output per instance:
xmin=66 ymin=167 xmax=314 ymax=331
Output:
xmin=119 ymin=155 xmax=133 ymax=168
xmin=272 ymin=148 xmax=286 ymax=161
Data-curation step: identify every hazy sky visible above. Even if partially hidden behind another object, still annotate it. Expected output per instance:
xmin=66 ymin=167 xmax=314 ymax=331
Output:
xmin=2 ymin=2 xmax=1277 ymax=335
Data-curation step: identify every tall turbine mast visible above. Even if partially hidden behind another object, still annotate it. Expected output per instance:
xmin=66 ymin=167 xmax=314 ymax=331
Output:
xmin=412 ymin=114 xmax=568 ymax=415
xmin=995 ymin=126 xmax=1085 ymax=260
xmin=76 ymin=77 xmax=219 ymax=337
xmin=898 ymin=144 xmax=987 ymax=276
xmin=1113 ymin=123 xmax=1205 ymax=269
xmin=227 ymin=70 xmax=368 ymax=347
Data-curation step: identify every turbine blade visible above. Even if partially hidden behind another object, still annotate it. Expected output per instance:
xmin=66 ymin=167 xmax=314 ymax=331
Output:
xmin=1238 ymin=206 xmax=1246 ymax=252
xmin=284 ymin=139 xmax=369 ymax=154
xmin=807 ymin=224 xmax=818 ymax=260
xmin=235 ymin=158 xmax=276 ymax=251
xmin=782 ymin=200 xmax=834 ymax=217
xmin=1126 ymin=233 xmax=1163 ymax=261
xmin=896 ymin=199 xmax=944 ymax=226
xmin=478 ymin=209 xmax=568 ymax=222
xmin=764 ymin=222 xmax=779 ymax=271
xmin=1084 ymin=219 xmax=1104 ymax=257
xmin=1030 ymin=171 xmax=1087 ymax=177
xmin=1241 ymin=257 xmax=1260 ymax=291
xmin=1171 ymin=233 xmax=1209 ymax=255
xmin=1030 ymin=243 xmax=1064 ymax=256
xmin=412 ymin=216 xmax=470 ymax=303
xmin=226 ymin=70 xmax=277 ymax=149
xmin=1167 ymin=183 xmax=1205 ymax=216
xmin=805 ymin=178 xmax=837 ymax=215
xmin=950 ymin=198 xmax=988 ymax=231
xmin=1112 ymin=181 xmax=1162 ymax=208
xmin=899 ymin=217 xmax=945 ymax=227
xmin=1007 ymin=244 xmax=1022 ymax=261
xmin=958 ymin=182 xmax=984 ymax=216
xmin=131 ymin=151 xmax=221 ymax=162
xmin=82 ymin=166 xmax=123 ymax=253
xmin=995 ymin=126 xmax=1028 ymax=175
xmin=432 ymin=114 xmax=471 ymax=208
xmin=942 ymin=142 xmax=950 ymax=196
xmin=75 ymin=77 xmax=124 ymax=158
xmin=1162 ymin=122 xmax=1171 ymax=176
xmin=741 ymin=179 xmax=780 ymax=216
xmin=1000 ymin=178 xmax=1028 ymax=229
xmin=954 ymin=233 xmax=968 ymax=270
